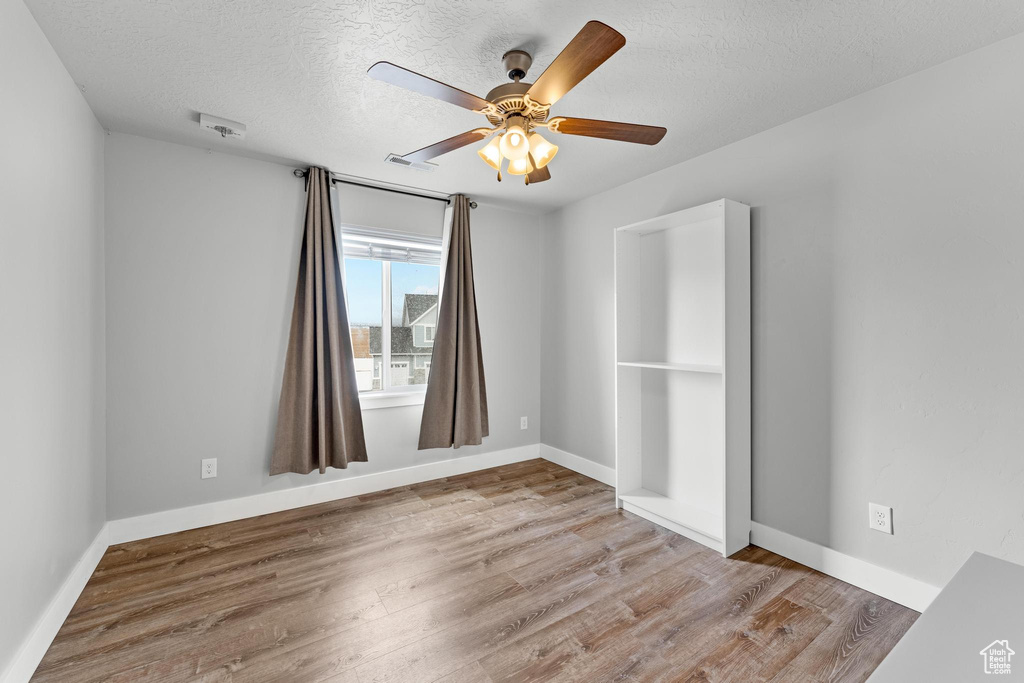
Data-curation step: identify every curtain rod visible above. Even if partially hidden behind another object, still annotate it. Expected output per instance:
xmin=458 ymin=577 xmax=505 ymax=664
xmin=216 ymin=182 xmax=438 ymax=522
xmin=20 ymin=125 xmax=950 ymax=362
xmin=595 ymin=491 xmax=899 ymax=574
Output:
xmin=292 ymin=169 xmax=477 ymax=209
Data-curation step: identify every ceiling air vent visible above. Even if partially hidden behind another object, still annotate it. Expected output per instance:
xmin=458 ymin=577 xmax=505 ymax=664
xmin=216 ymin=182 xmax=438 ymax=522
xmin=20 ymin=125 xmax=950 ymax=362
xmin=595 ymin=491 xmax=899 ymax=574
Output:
xmin=385 ymin=153 xmax=437 ymax=172
xmin=199 ymin=113 xmax=246 ymax=139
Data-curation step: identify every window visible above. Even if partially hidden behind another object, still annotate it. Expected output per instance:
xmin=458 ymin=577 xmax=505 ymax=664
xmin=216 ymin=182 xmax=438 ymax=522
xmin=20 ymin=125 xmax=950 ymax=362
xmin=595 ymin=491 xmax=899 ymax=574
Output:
xmin=342 ymin=226 xmax=441 ymax=398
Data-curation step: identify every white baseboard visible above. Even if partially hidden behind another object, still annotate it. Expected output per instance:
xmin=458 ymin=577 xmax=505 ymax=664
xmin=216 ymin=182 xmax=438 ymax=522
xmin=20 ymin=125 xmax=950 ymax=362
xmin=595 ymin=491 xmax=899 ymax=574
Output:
xmin=108 ymin=444 xmax=540 ymax=545
xmin=750 ymin=522 xmax=941 ymax=612
xmin=538 ymin=444 xmax=616 ymax=486
xmin=4 ymin=445 xmax=542 ymax=682
xmin=5 ymin=446 xmax=940 ymax=683
xmin=2 ymin=523 xmax=109 ymax=683
xmin=536 ymin=445 xmax=940 ymax=613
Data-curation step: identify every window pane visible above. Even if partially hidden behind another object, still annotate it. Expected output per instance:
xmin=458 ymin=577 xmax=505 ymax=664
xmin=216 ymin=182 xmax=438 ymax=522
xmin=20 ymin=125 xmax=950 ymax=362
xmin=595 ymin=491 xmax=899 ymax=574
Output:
xmin=391 ymin=261 xmax=440 ymax=387
xmin=345 ymin=258 xmax=383 ymax=392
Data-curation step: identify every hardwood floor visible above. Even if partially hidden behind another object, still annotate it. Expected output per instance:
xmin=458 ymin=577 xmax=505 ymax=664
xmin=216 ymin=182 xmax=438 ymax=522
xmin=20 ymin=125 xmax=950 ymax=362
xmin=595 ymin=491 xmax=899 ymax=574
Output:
xmin=32 ymin=459 xmax=917 ymax=682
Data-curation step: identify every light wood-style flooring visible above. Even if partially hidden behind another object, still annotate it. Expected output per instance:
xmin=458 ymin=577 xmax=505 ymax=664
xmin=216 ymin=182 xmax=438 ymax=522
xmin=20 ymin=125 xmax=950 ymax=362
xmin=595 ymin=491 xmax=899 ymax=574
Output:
xmin=32 ymin=459 xmax=917 ymax=682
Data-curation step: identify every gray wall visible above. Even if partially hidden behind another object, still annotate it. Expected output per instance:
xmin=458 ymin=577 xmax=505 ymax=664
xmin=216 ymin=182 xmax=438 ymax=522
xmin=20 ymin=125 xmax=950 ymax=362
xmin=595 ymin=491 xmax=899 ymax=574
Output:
xmin=540 ymin=32 xmax=1024 ymax=588
xmin=104 ymin=133 xmax=541 ymax=520
xmin=0 ymin=0 xmax=106 ymax=673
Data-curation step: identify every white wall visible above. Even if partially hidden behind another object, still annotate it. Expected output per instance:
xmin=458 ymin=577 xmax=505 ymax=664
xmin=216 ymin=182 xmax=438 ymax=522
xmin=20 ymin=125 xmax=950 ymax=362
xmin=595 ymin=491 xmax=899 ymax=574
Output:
xmin=104 ymin=133 xmax=541 ymax=520
xmin=0 ymin=0 xmax=106 ymax=674
xmin=540 ymin=32 xmax=1024 ymax=588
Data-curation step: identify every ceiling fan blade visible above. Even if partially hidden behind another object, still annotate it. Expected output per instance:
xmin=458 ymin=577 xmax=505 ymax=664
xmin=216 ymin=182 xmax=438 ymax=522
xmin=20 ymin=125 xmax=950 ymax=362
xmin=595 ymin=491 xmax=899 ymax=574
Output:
xmin=403 ymin=129 xmax=491 ymax=163
xmin=368 ymin=61 xmax=495 ymax=114
xmin=526 ymin=21 xmax=625 ymax=108
xmin=547 ymin=117 xmax=666 ymax=145
xmin=526 ymin=155 xmax=552 ymax=184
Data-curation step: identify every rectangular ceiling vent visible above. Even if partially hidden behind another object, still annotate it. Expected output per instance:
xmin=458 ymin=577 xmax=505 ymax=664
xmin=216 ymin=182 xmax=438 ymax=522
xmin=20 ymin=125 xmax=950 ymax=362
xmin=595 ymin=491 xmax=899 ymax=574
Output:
xmin=385 ymin=153 xmax=437 ymax=172
xmin=199 ymin=113 xmax=246 ymax=139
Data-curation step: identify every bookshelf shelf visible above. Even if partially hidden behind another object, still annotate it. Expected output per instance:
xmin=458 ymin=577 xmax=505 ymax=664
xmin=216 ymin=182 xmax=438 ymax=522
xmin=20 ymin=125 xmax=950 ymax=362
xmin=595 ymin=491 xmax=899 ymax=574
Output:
xmin=616 ymin=360 xmax=723 ymax=374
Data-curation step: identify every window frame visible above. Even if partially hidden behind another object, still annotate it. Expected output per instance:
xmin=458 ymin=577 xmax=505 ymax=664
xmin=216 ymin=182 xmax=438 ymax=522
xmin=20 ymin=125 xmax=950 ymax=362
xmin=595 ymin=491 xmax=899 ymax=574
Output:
xmin=339 ymin=223 xmax=442 ymax=410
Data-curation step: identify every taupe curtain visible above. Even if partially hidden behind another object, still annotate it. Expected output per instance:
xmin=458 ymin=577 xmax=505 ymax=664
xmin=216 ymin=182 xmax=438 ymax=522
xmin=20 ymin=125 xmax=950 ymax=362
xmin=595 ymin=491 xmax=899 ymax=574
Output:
xmin=271 ymin=167 xmax=367 ymax=474
xmin=418 ymin=195 xmax=488 ymax=449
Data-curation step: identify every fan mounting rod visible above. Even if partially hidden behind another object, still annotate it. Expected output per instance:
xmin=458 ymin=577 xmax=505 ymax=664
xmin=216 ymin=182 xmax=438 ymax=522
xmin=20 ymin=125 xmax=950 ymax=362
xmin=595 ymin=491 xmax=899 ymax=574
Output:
xmin=482 ymin=51 xmax=547 ymax=126
xmin=502 ymin=50 xmax=532 ymax=81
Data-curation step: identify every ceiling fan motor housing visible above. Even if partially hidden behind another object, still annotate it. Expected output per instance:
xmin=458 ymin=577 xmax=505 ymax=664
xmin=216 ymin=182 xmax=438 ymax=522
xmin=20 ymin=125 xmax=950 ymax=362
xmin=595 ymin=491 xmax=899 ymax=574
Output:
xmin=484 ymin=81 xmax=549 ymax=126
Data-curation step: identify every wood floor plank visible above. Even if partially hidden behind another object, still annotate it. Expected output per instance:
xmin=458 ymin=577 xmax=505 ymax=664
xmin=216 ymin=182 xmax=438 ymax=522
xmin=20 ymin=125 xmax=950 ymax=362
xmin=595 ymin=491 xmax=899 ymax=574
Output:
xmin=630 ymin=547 xmax=815 ymax=659
xmin=771 ymin=583 xmax=917 ymax=683
xmin=357 ymin=517 xmax=714 ymax=682
xmin=33 ymin=584 xmax=388 ymax=683
xmin=194 ymin=572 xmax=526 ymax=682
xmin=477 ymin=598 xmax=640 ymax=682
xmin=30 ymin=460 xmax=916 ymax=683
xmin=430 ymin=661 xmax=494 ymax=683
xmin=508 ymin=522 xmax=693 ymax=594
xmin=352 ymin=568 xmax=605 ymax=683
xmin=375 ymin=524 xmax=596 ymax=614
xmin=676 ymin=594 xmax=833 ymax=682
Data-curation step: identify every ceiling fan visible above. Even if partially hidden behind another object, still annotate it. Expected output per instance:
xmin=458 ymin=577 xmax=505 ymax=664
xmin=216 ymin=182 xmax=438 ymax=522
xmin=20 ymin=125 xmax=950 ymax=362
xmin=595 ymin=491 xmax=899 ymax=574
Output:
xmin=367 ymin=21 xmax=667 ymax=185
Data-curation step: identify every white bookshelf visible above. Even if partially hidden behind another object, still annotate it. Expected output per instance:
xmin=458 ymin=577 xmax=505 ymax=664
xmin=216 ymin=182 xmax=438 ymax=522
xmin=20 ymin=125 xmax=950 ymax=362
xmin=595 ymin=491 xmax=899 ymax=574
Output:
xmin=614 ymin=199 xmax=751 ymax=556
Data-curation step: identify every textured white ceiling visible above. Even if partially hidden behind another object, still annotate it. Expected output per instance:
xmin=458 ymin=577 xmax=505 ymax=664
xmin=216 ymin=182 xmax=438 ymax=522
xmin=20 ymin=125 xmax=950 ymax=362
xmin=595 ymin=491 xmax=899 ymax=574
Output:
xmin=25 ymin=0 xmax=1024 ymax=211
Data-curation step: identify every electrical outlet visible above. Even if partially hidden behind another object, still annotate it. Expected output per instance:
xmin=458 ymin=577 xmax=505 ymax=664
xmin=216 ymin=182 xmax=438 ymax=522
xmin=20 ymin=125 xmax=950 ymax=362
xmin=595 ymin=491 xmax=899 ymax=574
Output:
xmin=201 ymin=458 xmax=218 ymax=479
xmin=520 ymin=416 xmax=528 ymax=430
xmin=869 ymin=503 xmax=892 ymax=534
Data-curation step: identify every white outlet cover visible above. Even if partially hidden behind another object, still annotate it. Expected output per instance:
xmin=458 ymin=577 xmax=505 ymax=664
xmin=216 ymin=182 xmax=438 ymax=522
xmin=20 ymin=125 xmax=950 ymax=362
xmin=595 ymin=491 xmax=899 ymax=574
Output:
xmin=201 ymin=458 xmax=218 ymax=479
xmin=869 ymin=502 xmax=893 ymax=534
xmin=520 ymin=416 xmax=528 ymax=430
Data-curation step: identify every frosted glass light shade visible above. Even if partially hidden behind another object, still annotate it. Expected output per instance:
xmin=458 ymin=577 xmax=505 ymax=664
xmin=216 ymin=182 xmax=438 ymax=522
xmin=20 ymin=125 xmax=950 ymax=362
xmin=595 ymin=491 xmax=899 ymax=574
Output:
xmin=506 ymin=156 xmax=534 ymax=176
xmin=477 ymin=137 xmax=502 ymax=171
xmin=499 ymin=125 xmax=530 ymax=161
xmin=527 ymin=132 xmax=558 ymax=168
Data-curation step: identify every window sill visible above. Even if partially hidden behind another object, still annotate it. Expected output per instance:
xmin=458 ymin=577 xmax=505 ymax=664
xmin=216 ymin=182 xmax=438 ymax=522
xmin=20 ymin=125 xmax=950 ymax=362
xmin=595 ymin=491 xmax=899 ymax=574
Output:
xmin=358 ymin=389 xmax=426 ymax=410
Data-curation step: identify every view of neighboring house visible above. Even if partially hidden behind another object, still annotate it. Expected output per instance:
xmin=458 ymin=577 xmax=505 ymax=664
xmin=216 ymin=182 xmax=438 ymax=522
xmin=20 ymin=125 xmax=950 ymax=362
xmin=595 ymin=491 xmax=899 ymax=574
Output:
xmin=351 ymin=293 xmax=437 ymax=390
xmin=349 ymin=326 xmax=374 ymax=392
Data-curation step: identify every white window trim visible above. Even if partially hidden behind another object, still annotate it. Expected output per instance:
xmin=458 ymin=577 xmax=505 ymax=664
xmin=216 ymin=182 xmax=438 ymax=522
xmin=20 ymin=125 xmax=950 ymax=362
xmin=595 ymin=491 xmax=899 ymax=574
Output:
xmin=359 ymin=386 xmax=426 ymax=410
xmin=423 ymin=324 xmax=435 ymax=342
xmin=341 ymin=226 xmax=441 ymax=411
xmin=381 ymin=259 xmax=393 ymax=392
xmin=340 ymin=224 xmax=443 ymax=265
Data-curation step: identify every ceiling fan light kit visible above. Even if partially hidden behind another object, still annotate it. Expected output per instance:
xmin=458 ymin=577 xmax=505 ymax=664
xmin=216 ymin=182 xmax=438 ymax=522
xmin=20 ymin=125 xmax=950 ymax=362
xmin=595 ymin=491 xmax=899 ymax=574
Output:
xmin=477 ymin=137 xmax=502 ymax=171
xmin=527 ymin=132 xmax=557 ymax=168
xmin=507 ymin=156 xmax=533 ymax=176
xmin=367 ymin=20 xmax=666 ymax=186
xmin=498 ymin=116 xmax=530 ymax=160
